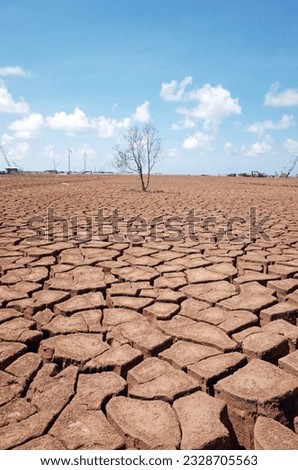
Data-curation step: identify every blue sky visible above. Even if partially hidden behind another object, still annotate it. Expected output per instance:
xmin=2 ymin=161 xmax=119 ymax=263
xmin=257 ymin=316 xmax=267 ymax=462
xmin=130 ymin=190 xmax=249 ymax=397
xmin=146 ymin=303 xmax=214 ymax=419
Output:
xmin=1 ymin=0 xmax=298 ymax=175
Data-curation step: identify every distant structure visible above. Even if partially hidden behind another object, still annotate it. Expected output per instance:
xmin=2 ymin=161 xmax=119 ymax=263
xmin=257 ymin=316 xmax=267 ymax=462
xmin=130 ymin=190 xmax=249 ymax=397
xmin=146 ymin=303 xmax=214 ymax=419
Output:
xmin=0 ymin=145 xmax=19 ymax=174
xmin=53 ymin=157 xmax=59 ymax=172
xmin=67 ymin=147 xmax=72 ymax=174
xmin=280 ymin=155 xmax=298 ymax=178
xmin=5 ymin=167 xmax=19 ymax=174
xmin=44 ymin=169 xmax=59 ymax=174
xmin=83 ymin=151 xmax=87 ymax=173
xmin=251 ymin=171 xmax=267 ymax=177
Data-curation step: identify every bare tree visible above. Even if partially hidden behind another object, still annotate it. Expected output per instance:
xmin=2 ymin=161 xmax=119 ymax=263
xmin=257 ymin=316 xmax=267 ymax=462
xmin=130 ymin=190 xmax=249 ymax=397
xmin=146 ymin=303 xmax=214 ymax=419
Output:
xmin=114 ymin=122 xmax=162 ymax=191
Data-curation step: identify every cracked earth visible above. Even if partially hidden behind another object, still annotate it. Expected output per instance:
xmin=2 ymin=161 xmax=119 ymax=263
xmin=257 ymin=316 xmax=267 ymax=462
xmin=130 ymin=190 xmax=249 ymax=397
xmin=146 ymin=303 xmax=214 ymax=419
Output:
xmin=0 ymin=173 xmax=298 ymax=450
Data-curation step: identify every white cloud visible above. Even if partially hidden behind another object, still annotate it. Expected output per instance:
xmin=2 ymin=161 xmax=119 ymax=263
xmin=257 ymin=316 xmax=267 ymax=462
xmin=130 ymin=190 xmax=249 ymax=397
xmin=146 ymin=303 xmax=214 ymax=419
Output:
xmin=245 ymin=142 xmax=272 ymax=158
xmin=96 ymin=116 xmax=131 ymax=138
xmin=132 ymin=101 xmax=151 ymax=123
xmin=77 ymin=143 xmax=96 ymax=159
xmin=264 ymin=83 xmax=298 ymax=107
xmin=283 ymin=138 xmax=298 ymax=154
xmin=0 ymin=66 xmax=30 ymax=77
xmin=0 ymin=133 xmax=14 ymax=146
xmin=161 ymin=77 xmax=241 ymax=131
xmin=160 ymin=76 xmax=192 ymax=102
xmin=224 ymin=142 xmax=238 ymax=156
xmin=46 ymin=106 xmax=135 ymax=137
xmin=0 ymin=84 xmax=29 ymax=113
xmin=246 ymin=114 xmax=294 ymax=137
xmin=225 ymin=141 xmax=273 ymax=159
xmin=46 ymin=107 xmax=93 ymax=135
xmin=43 ymin=144 xmax=55 ymax=159
xmin=178 ymin=83 xmax=241 ymax=130
xmin=2 ymin=141 xmax=30 ymax=163
xmin=9 ymin=113 xmax=44 ymax=139
xmin=183 ymin=132 xmax=214 ymax=150
xmin=166 ymin=147 xmax=178 ymax=157
xmin=171 ymin=116 xmax=196 ymax=130
xmin=13 ymin=142 xmax=30 ymax=160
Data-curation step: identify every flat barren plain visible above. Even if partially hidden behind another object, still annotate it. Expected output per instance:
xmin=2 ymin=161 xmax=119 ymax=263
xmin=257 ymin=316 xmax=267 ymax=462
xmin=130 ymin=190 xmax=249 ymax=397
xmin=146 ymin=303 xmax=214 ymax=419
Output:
xmin=0 ymin=173 xmax=298 ymax=450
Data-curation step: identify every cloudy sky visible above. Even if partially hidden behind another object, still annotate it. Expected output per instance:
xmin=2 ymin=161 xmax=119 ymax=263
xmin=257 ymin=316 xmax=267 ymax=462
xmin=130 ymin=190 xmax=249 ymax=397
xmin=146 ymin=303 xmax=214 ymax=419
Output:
xmin=1 ymin=0 xmax=298 ymax=175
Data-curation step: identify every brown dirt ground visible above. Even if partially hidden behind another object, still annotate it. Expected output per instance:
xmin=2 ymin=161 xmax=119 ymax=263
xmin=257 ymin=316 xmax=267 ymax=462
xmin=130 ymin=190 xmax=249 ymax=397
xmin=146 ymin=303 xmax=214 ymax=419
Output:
xmin=0 ymin=173 xmax=298 ymax=450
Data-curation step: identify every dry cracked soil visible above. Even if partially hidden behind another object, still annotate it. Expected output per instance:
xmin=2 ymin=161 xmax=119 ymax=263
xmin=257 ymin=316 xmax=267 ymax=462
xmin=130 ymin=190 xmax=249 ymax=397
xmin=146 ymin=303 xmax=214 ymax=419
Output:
xmin=0 ymin=173 xmax=298 ymax=450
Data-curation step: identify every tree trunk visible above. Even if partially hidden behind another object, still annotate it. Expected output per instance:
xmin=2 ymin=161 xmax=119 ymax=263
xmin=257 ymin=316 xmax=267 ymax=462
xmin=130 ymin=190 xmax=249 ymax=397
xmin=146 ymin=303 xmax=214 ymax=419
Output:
xmin=139 ymin=172 xmax=146 ymax=191
xmin=145 ymin=172 xmax=150 ymax=191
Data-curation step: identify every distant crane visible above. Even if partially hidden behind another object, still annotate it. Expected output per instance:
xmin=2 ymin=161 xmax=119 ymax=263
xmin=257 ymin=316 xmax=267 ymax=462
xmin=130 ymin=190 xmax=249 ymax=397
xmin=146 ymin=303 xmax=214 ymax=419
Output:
xmin=0 ymin=145 xmax=19 ymax=173
xmin=280 ymin=155 xmax=298 ymax=177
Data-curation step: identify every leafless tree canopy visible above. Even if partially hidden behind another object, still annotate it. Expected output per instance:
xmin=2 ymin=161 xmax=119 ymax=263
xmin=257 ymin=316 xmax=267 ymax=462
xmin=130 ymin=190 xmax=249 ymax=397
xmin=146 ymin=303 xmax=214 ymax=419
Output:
xmin=114 ymin=122 xmax=162 ymax=191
